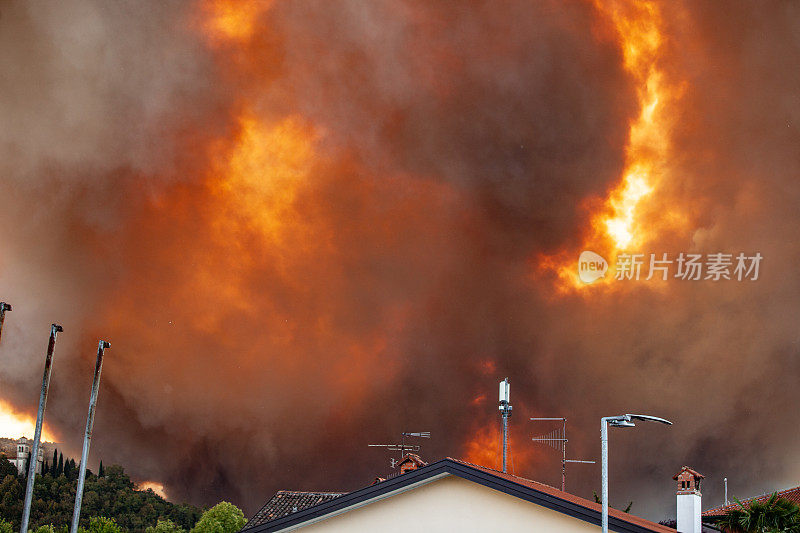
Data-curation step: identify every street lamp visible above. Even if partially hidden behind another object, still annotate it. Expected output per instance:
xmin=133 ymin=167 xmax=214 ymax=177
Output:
xmin=601 ymin=414 xmax=671 ymax=533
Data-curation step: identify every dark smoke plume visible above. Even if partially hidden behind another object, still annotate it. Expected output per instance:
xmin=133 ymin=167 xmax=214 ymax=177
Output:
xmin=0 ymin=0 xmax=797 ymax=521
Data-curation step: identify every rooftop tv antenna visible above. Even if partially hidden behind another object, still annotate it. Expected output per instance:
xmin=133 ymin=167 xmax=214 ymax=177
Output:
xmin=369 ymin=431 xmax=430 ymax=468
xmin=499 ymin=378 xmax=512 ymax=473
xmin=531 ymin=417 xmax=595 ymax=492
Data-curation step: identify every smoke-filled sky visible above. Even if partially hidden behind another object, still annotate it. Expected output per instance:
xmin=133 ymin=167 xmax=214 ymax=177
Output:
xmin=1 ymin=0 xmax=799 ymax=522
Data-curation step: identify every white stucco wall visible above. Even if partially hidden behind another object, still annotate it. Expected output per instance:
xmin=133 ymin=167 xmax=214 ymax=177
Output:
xmin=277 ymin=474 xmax=606 ymax=533
xmin=676 ymin=493 xmax=701 ymax=533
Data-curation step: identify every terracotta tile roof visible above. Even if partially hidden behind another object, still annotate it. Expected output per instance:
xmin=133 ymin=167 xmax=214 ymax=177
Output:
xmin=244 ymin=490 xmax=344 ymax=529
xmin=673 ymin=466 xmax=704 ymax=480
xmin=703 ymin=485 xmax=800 ymax=516
xmin=447 ymin=458 xmax=675 ymax=533
xmin=398 ymin=453 xmax=427 ymax=467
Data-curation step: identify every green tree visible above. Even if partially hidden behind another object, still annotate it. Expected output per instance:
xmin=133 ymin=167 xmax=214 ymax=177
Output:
xmin=98 ymin=462 xmax=104 ymax=478
xmin=32 ymin=525 xmax=55 ymax=533
xmin=86 ymin=517 xmax=122 ymax=533
xmin=57 ymin=454 xmax=63 ymax=477
xmin=0 ymin=456 xmax=201 ymax=532
xmin=0 ymin=517 xmax=13 ymax=533
xmin=146 ymin=519 xmax=185 ymax=533
xmin=0 ymin=462 xmax=24 ymax=529
xmin=51 ymin=451 xmax=57 ymax=474
xmin=190 ymin=503 xmax=246 ymax=533
xmin=0 ymin=455 xmax=17 ymax=479
xmin=167 ymin=503 xmax=202 ymax=532
xmin=714 ymin=493 xmax=800 ymax=532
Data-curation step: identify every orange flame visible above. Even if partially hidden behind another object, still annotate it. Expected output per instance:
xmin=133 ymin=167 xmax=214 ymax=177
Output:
xmin=538 ymin=1 xmax=686 ymax=291
xmin=462 ymin=423 xmax=537 ymax=475
xmin=138 ymin=481 xmax=168 ymax=500
xmin=592 ymin=0 xmax=670 ymax=252
xmin=201 ymin=0 xmax=273 ymax=46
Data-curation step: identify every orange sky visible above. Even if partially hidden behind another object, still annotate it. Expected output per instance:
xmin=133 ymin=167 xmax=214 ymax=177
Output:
xmin=0 ymin=400 xmax=57 ymax=443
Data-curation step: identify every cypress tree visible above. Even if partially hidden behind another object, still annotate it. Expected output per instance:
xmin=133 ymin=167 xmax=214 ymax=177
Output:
xmin=64 ymin=458 xmax=71 ymax=478
xmin=98 ymin=460 xmax=104 ymax=477
xmin=42 ymin=460 xmax=48 ymax=475
xmin=52 ymin=449 xmax=58 ymax=471
xmin=57 ymin=453 xmax=64 ymax=476
xmin=24 ymin=453 xmax=30 ymax=476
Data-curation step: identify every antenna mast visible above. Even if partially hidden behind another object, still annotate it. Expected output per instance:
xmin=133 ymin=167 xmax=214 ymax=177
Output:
xmin=369 ymin=431 xmax=430 ymax=468
xmin=724 ymin=477 xmax=729 ymax=506
xmin=531 ymin=417 xmax=595 ymax=491
xmin=499 ymin=378 xmax=512 ymax=473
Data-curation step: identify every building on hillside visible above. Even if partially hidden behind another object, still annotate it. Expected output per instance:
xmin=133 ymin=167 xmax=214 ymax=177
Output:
xmin=11 ymin=437 xmax=43 ymax=475
xmin=241 ymin=457 xmax=677 ymax=533
xmin=0 ymin=437 xmax=59 ymax=475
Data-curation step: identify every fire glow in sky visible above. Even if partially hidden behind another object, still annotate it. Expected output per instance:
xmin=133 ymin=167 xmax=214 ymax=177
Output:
xmin=0 ymin=400 xmax=57 ymax=443
xmin=1 ymin=0 xmax=799 ymax=522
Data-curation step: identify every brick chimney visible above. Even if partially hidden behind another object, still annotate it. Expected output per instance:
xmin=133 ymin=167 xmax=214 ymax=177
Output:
xmin=673 ymin=466 xmax=704 ymax=533
xmin=397 ymin=453 xmax=427 ymax=475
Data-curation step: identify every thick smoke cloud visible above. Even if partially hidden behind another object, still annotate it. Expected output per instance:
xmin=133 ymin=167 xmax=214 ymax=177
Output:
xmin=0 ymin=0 xmax=797 ymax=521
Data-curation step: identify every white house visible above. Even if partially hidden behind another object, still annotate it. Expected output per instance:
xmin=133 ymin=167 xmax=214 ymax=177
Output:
xmin=242 ymin=457 xmax=676 ymax=533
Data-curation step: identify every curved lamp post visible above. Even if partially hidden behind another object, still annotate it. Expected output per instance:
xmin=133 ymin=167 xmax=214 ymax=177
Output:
xmin=601 ymin=414 xmax=672 ymax=533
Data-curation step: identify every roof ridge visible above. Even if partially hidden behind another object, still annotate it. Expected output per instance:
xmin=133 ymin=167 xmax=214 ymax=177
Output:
xmin=276 ymin=490 xmax=344 ymax=495
xmin=446 ymin=457 xmax=562 ymax=492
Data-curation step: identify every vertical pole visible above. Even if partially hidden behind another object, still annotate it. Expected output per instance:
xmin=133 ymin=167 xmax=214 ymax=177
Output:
xmin=601 ymin=418 xmax=609 ymax=533
xmin=561 ymin=418 xmax=567 ymax=492
xmin=502 ymin=408 xmax=508 ymax=473
xmin=0 ymin=302 xmax=11 ymax=343
xmin=70 ymin=341 xmax=109 ymax=533
xmin=724 ymin=477 xmax=728 ymax=506
xmin=20 ymin=324 xmax=62 ymax=533
xmin=499 ymin=378 xmax=510 ymax=473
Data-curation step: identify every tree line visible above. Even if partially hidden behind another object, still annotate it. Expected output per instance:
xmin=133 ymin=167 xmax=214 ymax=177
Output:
xmin=0 ymin=454 xmax=246 ymax=533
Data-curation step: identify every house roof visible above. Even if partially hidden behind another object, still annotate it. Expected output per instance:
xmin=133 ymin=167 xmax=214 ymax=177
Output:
xmin=703 ymin=485 xmax=800 ymax=517
xmin=244 ymin=491 xmax=345 ymax=529
xmin=243 ymin=458 xmax=674 ymax=533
